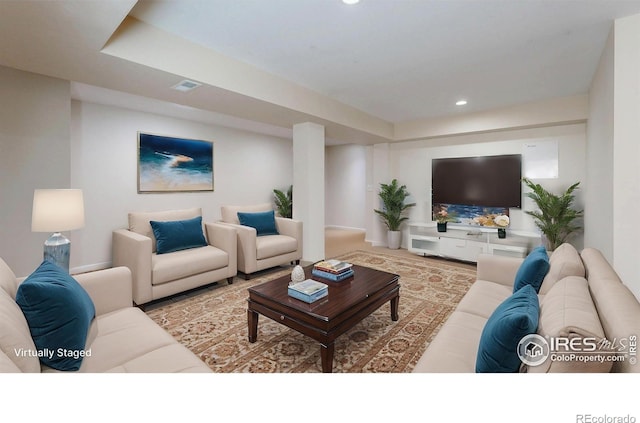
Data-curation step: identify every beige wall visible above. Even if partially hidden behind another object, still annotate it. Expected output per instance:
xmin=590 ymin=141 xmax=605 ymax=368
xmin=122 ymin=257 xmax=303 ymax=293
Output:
xmin=384 ymin=124 xmax=587 ymax=249
xmin=70 ymin=100 xmax=294 ymax=273
xmin=325 ymin=144 xmax=367 ymax=230
xmin=0 ymin=66 xmax=71 ymax=276
xmin=586 ymin=28 xmax=614 ymax=260
xmin=612 ymin=15 xmax=640 ymax=299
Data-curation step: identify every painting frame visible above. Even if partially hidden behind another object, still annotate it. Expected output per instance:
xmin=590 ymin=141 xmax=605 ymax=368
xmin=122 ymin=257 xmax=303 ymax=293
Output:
xmin=137 ymin=132 xmax=214 ymax=193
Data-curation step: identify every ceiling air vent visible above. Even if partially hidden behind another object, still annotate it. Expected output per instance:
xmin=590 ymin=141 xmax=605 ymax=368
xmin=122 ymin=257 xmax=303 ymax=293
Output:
xmin=171 ymin=79 xmax=202 ymax=92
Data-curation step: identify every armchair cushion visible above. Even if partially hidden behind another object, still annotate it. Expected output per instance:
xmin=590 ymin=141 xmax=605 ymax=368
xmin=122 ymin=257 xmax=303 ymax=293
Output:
xmin=256 ymin=235 xmax=298 ymax=260
xmin=150 ymin=216 xmax=207 ymax=254
xmin=15 ymin=261 xmax=96 ymax=371
xmin=237 ymin=210 xmax=279 ymax=236
xmin=152 ymin=246 xmax=229 ymax=285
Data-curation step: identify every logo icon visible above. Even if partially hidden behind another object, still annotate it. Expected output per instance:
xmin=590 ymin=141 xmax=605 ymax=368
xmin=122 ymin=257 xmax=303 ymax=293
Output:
xmin=517 ymin=334 xmax=549 ymax=366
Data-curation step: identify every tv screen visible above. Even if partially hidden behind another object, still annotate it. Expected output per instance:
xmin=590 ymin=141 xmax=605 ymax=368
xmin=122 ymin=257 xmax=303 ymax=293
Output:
xmin=432 ymin=154 xmax=522 ymax=208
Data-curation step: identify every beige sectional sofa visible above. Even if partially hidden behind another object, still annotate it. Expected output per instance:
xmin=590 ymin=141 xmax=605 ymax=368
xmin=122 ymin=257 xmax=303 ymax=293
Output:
xmin=413 ymin=244 xmax=640 ymax=373
xmin=0 ymin=258 xmax=211 ymax=373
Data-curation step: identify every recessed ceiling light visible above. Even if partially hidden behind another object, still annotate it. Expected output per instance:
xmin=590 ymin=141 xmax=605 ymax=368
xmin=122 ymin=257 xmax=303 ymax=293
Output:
xmin=342 ymin=0 xmax=360 ymax=4
xmin=456 ymin=100 xmax=468 ymax=106
xmin=171 ymin=80 xmax=202 ymax=92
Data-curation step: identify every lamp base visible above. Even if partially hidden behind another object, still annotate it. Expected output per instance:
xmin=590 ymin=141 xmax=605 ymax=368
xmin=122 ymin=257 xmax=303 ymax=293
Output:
xmin=43 ymin=232 xmax=70 ymax=272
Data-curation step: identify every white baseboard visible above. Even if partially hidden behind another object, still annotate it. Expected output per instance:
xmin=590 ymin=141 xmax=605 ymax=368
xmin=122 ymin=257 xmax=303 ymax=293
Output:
xmin=325 ymin=225 xmax=366 ymax=232
xmin=367 ymin=239 xmax=387 ymax=247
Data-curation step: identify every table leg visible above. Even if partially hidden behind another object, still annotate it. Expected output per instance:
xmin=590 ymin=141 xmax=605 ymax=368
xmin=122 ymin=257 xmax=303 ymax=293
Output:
xmin=390 ymin=295 xmax=399 ymax=321
xmin=248 ymin=308 xmax=258 ymax=343
xmin=320 ymin=342 xmax=335 ymax=373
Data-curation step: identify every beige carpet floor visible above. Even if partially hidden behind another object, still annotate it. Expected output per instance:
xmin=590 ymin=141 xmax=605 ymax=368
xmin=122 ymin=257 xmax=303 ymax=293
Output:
xmin=146 ymin=249 xmax=476 ymax=373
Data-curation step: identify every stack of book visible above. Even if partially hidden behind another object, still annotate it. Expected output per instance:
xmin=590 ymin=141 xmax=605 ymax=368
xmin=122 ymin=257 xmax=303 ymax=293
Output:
xmin=312 ymin=259 xmax=354 ymax=282
xmin=288 ymin=279 xmax=328 ymax=303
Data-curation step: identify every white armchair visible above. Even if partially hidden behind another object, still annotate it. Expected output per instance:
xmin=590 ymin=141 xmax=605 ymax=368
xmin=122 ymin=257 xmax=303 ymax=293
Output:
xmin=112 ymin=208 xmax=237 ymax=306
xmin=220 ymin=203 xmax=302 ymax=279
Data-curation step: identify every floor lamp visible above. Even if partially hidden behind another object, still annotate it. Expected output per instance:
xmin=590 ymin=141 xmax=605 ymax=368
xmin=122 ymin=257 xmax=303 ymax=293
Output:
xmin=31 ymin=189 xmax=85 ymax=273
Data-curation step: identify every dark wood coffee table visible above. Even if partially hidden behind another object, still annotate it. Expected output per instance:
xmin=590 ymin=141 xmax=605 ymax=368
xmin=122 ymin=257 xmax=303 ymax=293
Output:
xmin=247 ymin=264 xmax=400 ymax=373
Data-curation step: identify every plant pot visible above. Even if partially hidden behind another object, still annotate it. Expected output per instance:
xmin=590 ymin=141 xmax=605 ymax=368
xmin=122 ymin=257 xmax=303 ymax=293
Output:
xmin=498 ymin=228 xmax=506 ymax=239
xmin=437 ymin=222 xmax=447 ymax=232
xmin=387 ymin=230 xmax=401 ymax=250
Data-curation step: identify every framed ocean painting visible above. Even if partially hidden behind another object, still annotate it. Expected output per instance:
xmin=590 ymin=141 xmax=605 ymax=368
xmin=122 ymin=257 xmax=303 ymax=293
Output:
xmin=137 ymin=132 xmax=214 ymax=193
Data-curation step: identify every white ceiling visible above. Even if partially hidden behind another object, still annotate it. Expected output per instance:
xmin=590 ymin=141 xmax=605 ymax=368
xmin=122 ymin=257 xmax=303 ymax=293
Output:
xmin=2 ymin=0 xmax=640 ymax=144
xmin=129 ymin=0 xmax=640 ymax=122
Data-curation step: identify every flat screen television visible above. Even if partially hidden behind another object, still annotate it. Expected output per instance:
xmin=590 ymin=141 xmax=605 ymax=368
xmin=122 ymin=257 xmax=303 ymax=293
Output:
xmin=432 ymin=154 xmax=522 ymax=208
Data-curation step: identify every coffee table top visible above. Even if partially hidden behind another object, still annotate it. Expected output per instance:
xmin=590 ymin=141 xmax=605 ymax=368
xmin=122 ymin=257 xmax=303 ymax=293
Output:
xmin=247 ymin=264 xmax=399 ymax=321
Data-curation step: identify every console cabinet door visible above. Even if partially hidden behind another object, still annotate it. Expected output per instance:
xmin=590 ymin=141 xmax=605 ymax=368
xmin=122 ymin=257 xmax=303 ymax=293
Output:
xmin=439 ymin=238 xmax=487 ymax=262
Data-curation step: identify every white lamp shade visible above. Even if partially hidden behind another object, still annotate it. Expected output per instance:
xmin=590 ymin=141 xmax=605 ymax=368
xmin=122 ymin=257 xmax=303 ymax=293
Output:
xmin=32 ymin=189 xmax=85 ymax=232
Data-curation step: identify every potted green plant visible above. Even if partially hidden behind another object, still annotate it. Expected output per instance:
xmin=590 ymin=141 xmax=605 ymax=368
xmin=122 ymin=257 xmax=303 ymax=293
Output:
xmin=522 ymin=178 xmax=583 ymax=251
xmin=374 ymin=179 xmax=416 ymax=249
xmin=273 ymin=185 xmax=292 ymax=218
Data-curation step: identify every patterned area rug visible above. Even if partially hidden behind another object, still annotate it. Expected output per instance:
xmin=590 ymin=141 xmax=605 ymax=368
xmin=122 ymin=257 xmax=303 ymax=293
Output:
xmin=146 ymin=250 xmax=476 ymax=373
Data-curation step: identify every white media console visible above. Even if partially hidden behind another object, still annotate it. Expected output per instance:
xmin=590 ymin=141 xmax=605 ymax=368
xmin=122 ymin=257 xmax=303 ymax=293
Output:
xmin=407 ymin=222 xmax=540 ymax=263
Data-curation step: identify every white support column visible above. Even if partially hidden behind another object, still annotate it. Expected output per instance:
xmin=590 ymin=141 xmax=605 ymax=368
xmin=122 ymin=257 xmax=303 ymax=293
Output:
xmin=293 ymin=122 xmax=325 ymax=263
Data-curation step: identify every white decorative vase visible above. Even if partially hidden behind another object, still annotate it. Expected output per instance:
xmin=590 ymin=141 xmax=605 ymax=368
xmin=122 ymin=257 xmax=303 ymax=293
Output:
xmin=387 ymin=230 xmax=401 ymax=250
xmin=290 ymin=265 xmax=305 ymax=285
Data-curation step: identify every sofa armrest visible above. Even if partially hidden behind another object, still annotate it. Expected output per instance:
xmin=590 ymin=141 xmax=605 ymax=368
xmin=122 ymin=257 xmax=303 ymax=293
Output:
xmin=204 ymin=222 xmax=237 ymax=275
xmin=275 ymin=217 xmax=303 ymax=243
xmin=112 ymin=229 xmax=153 ymax=305
xmin=73 ymin=267 xmax=133 ymax=316
xmin=476 ymin=254 xmax=523 ymax=288
xmin=218 ymin=222 xmax=258 ymax=274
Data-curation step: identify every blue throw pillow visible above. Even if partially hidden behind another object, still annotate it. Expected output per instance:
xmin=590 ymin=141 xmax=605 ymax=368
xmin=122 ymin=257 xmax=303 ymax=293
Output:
xmin=15 ymin=260 xmax=96 ymax=371
xmin=237 ymin=210 xmax=279 ymax=236
xmin=475 ymin=284 xmax=539 ymax=373
xmin=513 ymin=246 xmax=550 ymax=293
xmin=150 ymin=216 xmax=208 ymax=254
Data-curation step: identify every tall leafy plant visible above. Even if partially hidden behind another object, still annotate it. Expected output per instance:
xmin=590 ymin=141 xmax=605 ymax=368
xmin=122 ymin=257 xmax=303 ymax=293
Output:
xmin=273 ymin=185 xmax=293 ymax=218
xmin=374 ymin=179 xmax=416 ymax=231
xmin=522 ymin=178 xmax=583 ymax=251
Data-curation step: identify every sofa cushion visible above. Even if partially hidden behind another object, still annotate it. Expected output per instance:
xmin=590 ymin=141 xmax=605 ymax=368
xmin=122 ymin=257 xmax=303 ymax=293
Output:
xmin=44 ymin=307 xmax=211 ymax=373
xmin=513 ymin=246 xmax=550 ymax=293
xmin=582 ymin=248 xmax=640 ymax=373
xmin=15 ymin=261 xmax=96 ymax=371
xmin=256 ymin=235 xmax=298 ymax=260
xmin=150 ymin=216 xmax=207 ymax=254
xmin=0 ymin=257 xmax=18 ymax=299
xmin=0 ymin=349 xmax=21 ymax=372
xmin=455 ymin=280 xmax=513 ymax=319
xmin=0 ymin=289 xmax=41 ymax=373
xmin=129 ymin=208 xmax=202 ymax=253
xmin=476 ymin=284 xmax=539 ymax=373
xmin=526 ymin=276 xmax=613 ymax=373
xmin=152 ymin=245 xmax=229 ymax=286
xmin=413 ymin=311 xmax=488 ymax=373
xmin=538 ymin=243 xmax=585 ymax=295
xmin=221 ymin=203 xmax=272 ymax=225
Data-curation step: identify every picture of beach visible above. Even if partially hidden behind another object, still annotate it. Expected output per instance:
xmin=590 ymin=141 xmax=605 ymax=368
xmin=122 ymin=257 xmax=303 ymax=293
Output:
xmin=138 ymin=132 xmax=213 ymax=193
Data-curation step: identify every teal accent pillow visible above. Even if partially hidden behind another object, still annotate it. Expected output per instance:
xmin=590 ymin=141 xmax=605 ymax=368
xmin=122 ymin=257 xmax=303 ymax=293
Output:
xmin=150 ymin=216 xmax=208 ymax=254
xmin=15 ymin=260 xmax=96 ymax=371
xmin=237 ymin=210 xmax=279 ymax=236
xmin=475 ymin=284 xmax=539 ymax=373
xmin=513 ymin=246 xmax=550 ymax=293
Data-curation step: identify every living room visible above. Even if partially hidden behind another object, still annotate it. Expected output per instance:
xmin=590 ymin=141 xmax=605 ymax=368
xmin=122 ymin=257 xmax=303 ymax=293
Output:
xmin=1 ymin=0 xmax=640 ymax=420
